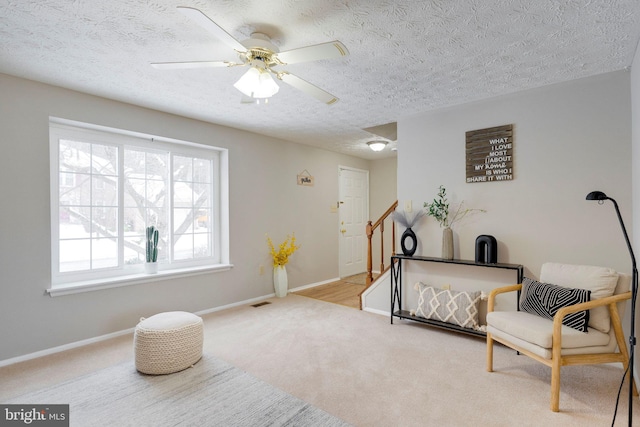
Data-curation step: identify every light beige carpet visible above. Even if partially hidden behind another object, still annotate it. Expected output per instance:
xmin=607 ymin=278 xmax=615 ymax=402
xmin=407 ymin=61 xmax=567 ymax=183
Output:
xmin=202 ymin=295 xmax=639 ymax=426
xmin=2 ymin=294 xmax=639 ymax=426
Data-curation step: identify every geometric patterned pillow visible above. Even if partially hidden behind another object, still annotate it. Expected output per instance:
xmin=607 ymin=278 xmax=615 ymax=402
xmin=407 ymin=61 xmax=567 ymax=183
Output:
xmin=519 ymin=277 xmax=591 ymax=332
xmin=414 ymin=282 xmax=482 ymax=330
xmin=539 ymin=263 xmax=618 ymax=333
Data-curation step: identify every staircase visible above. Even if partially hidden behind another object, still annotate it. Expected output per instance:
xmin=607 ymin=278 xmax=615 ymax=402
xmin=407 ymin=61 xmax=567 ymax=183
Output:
xmin=364 ymin=200 xmax=398 ymax=287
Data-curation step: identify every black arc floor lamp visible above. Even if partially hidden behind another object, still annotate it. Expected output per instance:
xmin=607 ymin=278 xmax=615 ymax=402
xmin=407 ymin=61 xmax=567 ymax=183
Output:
xmin=586 ymin=190 xmax=637 ymax=425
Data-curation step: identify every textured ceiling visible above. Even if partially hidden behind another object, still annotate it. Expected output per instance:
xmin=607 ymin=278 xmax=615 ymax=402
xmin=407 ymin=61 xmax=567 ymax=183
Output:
xmin=2 ymin=1 xmax=640 ymax=159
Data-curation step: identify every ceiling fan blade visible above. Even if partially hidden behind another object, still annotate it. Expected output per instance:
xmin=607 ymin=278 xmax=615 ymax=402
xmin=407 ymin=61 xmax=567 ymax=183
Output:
xmin=276 ymin=41 xmax=349 ymax=65
xmin=278 ymin=72 xmax=339 ymax=105
xmin=177 ymin=6 xmax=247 ymax=53
xmin=151 ymin=60 xmax=235 ymax=69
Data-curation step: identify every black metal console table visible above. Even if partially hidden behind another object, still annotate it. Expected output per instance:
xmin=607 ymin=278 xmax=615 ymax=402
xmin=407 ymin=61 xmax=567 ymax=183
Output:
xmin=390 ymin=254 xmax=524 ymax=337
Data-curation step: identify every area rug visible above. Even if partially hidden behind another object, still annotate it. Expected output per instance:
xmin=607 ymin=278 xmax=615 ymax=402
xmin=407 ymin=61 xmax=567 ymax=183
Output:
xmin=5 ymin=355 xmax=349 ymax=427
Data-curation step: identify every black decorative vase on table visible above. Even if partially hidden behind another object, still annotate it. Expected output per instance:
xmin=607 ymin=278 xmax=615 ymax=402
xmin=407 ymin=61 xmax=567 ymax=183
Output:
xmin=401 ymin=227 xmax=417 ymax=256
xmin=475 ymin=235 xmax=497 ymax=263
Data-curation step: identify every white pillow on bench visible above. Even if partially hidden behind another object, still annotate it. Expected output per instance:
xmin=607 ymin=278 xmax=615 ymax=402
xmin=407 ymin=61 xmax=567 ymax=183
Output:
xmin=414 ymin=282 xmax=482 ymax=330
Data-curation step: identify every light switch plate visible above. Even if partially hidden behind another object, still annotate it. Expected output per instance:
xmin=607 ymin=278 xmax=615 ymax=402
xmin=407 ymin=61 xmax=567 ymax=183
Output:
xmin=404 ymin=200 xmax=412 ymax=212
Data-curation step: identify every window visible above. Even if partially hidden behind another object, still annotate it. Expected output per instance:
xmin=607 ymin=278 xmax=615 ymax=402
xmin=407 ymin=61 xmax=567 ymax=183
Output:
xmin=49 ymin=119 xmax=229 ymax=291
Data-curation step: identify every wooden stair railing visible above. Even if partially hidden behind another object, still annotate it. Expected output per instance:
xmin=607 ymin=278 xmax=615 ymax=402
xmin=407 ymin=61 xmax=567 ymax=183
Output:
xmin=365 ymin=200 xmax=398 ymax=287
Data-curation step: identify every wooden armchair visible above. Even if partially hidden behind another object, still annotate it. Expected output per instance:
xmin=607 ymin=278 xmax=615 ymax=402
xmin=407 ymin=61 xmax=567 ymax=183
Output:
xmin=486 ymin=262 xmax=637 ymax=412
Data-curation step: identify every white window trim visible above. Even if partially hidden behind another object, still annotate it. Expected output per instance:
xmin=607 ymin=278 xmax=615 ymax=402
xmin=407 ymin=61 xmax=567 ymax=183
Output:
xmin=45 ymin=263 xmax=233 ymax=297
xmin=48 ymin=117 xmax=230 ymax=295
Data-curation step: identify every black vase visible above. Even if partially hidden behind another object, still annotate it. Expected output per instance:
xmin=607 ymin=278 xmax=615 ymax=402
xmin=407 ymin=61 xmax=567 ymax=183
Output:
xmin=475 ymin=234 xmax=497 ymax=263
xmin=401 ymin=227 xmax=417 ymax=256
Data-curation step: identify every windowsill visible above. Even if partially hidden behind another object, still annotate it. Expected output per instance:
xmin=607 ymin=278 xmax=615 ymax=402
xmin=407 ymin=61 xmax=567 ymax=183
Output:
xmin=46 ymin=263 xmax=234 ymax=297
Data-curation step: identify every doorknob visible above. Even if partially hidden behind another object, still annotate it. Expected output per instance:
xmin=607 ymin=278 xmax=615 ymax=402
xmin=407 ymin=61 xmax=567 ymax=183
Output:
xmin=340 ymin=228 xmax=346 ymax=234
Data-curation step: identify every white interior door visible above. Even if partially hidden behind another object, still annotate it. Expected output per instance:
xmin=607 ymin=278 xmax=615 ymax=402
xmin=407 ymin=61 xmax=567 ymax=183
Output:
xmin=338 ymin=167 xmax=369 ymax=278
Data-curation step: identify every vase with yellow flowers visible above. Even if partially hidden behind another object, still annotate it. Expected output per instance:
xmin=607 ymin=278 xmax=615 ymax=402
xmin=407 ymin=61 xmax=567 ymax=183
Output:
xmin=266 ymin=233 xmax=299 ymax=297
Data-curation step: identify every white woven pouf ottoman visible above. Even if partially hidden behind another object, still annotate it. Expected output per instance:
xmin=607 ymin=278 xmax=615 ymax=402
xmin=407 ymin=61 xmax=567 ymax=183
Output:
xmin=134 ymin=311 xmax=203 ymax=375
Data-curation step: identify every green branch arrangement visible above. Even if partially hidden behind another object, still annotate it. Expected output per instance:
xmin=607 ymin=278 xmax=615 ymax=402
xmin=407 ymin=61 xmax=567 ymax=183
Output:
xmin=423 ymin=185 xmax=485 ymax=228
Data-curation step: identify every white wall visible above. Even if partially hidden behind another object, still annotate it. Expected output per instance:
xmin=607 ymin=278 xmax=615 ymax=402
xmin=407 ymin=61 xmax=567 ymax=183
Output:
xmin=368 ymin=157 xmax=397 ymax=272
xmin=365 ymin=71 xmax=633 ymax=325
xmin=0 ymin=73 xmax=372 ymax=361
xmin=369 ymin=157 xmax=397 ymax=219
xmin=399 ymin=70 xmax=632 ymax=273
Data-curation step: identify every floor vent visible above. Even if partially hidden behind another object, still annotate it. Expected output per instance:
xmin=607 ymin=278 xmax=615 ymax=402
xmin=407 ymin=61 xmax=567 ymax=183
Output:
xmin=251 ymin=301 xmax=272 ymax=308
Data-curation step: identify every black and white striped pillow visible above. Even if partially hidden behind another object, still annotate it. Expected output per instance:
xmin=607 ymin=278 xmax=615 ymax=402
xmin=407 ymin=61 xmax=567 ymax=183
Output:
xmin=519 ymin=277 xmax=591 ymax=332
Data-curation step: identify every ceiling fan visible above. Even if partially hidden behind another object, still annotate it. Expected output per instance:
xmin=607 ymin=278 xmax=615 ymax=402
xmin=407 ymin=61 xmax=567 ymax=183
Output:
xmin=151 ymin=6 xmax=350 ymax=105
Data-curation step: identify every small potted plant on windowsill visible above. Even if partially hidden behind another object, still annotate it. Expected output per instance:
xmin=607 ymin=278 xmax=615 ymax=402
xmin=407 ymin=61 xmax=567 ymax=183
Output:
xmin=145 ymin=225 xmax=159 ymax=274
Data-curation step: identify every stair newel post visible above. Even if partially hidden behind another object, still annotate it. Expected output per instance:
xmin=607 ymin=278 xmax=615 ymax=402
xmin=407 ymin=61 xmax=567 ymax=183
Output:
xmin=366 ymin=220 xmax=374 ymax=286
xmin=379 ymin=219 xmax=385 ymax=273
xmin=391 ymin=220 xmax=396 ymax=256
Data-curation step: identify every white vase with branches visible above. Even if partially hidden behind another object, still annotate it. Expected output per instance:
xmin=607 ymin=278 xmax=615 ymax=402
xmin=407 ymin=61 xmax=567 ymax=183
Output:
xmin=424 ymin=185 xmax=485 ymax=259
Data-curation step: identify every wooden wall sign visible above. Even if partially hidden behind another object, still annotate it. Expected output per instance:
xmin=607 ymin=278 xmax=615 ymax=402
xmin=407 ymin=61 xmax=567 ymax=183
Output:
xmin=297 ymin=169 xmax=314 ymax=186
xmin=466 ymin=124 xmax=513 ymax=183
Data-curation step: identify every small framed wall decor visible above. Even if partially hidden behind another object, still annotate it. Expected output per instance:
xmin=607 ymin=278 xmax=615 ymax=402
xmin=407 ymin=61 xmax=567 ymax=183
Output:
xmin=297 ymin=169 xmax=314 ymax=186
xmin=465 ymin=124 xmax=513 ymax=184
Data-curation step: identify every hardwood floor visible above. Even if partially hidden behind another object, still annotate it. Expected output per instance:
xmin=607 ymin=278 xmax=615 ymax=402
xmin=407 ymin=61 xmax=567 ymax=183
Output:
xmin=293 ymin=273 xmax=374 ymax=309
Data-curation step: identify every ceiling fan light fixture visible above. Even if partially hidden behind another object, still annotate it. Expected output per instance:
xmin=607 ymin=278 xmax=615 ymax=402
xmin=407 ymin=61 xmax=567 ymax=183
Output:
xmin=367 ymin=140 xmax=388 ymax=152
xmin=234 ymin=66 xmax=279 ymax=98
xmin=255 ymin=70 xmax=279 ymax=98
xmin=155 ymin=7 xmax=349 ymax=105
xmin=233 ymin=67 xmax=259 ymax=96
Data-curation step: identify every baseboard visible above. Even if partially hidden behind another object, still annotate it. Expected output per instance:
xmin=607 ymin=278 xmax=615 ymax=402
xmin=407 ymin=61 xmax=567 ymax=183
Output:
xmin=0 ymin=293 xmax=276 ymax=368
xmin=289 ymin=277 xmax=340 ymax=292
xmin=193 ymin=294 xmax=276 ymax=317
xmin=0 ymin=328 xmax=136 ymax=368
xmin=362 ymin=307 xmax=389 ymax=317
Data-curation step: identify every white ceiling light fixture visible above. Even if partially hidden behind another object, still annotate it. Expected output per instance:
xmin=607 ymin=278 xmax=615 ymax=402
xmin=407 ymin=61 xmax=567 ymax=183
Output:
xmin=233 ymin=60 xmax=279 ymax=98
xmin=367 ymin=140 xmax=388 ymax=152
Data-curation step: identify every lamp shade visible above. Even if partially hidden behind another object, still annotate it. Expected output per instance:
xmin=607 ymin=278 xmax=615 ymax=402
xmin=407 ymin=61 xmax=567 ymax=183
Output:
xmin=586 ymin=191 xmax=608 ymax=201
xmin=367 ymin=140 xmax=388 ymax=151
xmin=234 ymin=67 xmax=279 ymax=98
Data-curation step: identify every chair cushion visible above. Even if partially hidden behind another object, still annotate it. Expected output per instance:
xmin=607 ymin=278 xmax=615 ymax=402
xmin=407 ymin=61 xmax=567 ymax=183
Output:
xmin=414 ymin=282 xmax=482 ymax=330
xmin=487 ymin=310 xmax=610 ymax=349
xmin=519 ymin=277 xmax=590 ymax=332
xmin=540 ymin=263 xmax=618 ymax=333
